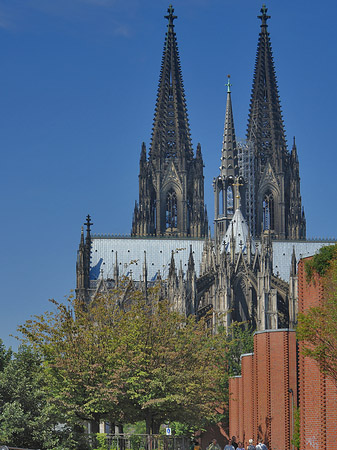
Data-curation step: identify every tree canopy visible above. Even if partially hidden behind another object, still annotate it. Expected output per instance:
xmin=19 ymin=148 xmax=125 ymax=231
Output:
xmin=0 ymin=344 xmax=88 ymax=449
xmin=18 ymin=286 xmax=241 ymax=434
xmin=297 ymin=244 xmax=337 ymax=385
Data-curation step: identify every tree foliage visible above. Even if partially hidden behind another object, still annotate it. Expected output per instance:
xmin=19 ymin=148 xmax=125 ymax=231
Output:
xmin=0 ymin=344 xmax=87 ymax=449
xmin=18 ymin=286 xmax=234 ymax=434
xmin=0 ymin=339 xmax=12 ymax=372
xmin=304 ymin=244 xmax=337 ymax=282
xmin=298 ymin=245 xmax=337 ymax=385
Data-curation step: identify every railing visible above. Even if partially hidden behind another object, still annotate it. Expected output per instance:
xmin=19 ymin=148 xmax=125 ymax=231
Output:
xmin=0 ymin=447 xmax=40 ymax=450
xmin=89 ymin=434 xmax=190 ymax=450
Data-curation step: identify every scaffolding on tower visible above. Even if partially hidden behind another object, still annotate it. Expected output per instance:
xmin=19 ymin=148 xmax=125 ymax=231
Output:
xmin=237 ymin=139 xmax=256 ymax=237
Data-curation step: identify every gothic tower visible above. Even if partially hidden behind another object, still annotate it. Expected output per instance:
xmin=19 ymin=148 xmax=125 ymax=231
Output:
xmin=246 ymin=5 xmax=306 ymax=239
xmin=76 ymin=215 xmax=93 ymax=302
xmin=132 ymin=5 xmax=208 ymax=238
xmin=214 ymin=76 xmax=244 ymax=242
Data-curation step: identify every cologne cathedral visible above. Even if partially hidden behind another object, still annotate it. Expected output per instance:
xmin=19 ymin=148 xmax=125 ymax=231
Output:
xmin=76 ymin=5 xmax=330 ymax=332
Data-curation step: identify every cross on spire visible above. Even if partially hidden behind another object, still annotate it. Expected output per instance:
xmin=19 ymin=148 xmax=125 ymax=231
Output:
xmin=233 ymin=177 xmax=244 ymax=200
xmin=85 ymin=214 xmax=93 ymax=235
xmin=165 ymin=4 xmax=177 ymax=27
xmin=258 ymin=4 xmax=270 ymax=27
xmin=225 ymin=75 xmax=232 ymax=93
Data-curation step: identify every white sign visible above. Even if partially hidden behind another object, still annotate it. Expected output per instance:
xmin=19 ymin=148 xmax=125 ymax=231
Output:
xmin=166 ymin=428 xmax=172 ymax=436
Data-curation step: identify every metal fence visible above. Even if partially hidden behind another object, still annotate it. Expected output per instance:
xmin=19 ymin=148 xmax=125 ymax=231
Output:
xmin=0 ymin=447 xmax=40 ymax=450
xmin=1 ymin=434 xmax=190 ymax=450
xmin=90 ymin=434 xmax=190 ymax=450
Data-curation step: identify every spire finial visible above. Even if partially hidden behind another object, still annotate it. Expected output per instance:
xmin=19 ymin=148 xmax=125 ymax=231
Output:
xmin=165 ymin=5 xmax=177 ymax=27
xmin=258 ymin=4 xmax=270 ymax=27
xmin=225 ymin=75 xmax=232 ymax=93
xmin=85 ymin=214 xmax=93 ymax=234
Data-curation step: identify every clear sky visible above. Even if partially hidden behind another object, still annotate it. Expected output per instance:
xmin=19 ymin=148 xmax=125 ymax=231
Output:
xmin=1 ymin=0 xmax=336 ymax=350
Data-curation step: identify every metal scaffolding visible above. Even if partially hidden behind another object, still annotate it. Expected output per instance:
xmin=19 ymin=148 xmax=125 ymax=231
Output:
xmin=237 ymin=139 xmax=256 ymax=237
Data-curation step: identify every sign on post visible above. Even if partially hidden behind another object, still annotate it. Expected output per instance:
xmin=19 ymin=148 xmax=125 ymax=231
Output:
xmin=166 ymin=427 xmax=172 ymax=435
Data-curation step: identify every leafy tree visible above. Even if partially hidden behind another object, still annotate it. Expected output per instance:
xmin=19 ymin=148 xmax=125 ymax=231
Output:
xmin=304 ymin=243 xmax=337 ymax=282
xmin=18 ymin=286 xmax=231 ymax=434
xmin=220 ymin=322 xmax=254 ymax=376
xmin=0 ymin=344 xmax=87 ymax=449
xmin=297 ymin=245 xmax=337 ymax=385
xmin=0 ymin=339 xmax=12 ymax=372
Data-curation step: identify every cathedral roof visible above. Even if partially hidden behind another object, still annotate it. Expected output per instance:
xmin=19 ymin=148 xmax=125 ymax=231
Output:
xmin=89 ymin=236 xmax=205 ymax=283
xmin=222 ymin=208 xmax=255 ymax=254
xmin=88 ymin=234 xmax=335 ymax=286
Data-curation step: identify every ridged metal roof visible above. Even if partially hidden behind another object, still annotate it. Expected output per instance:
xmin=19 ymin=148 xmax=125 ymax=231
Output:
xmin=90 ymin=236 xmax=335 ymax=283
xmin=90 ymin=237 xmax=206 ymax=281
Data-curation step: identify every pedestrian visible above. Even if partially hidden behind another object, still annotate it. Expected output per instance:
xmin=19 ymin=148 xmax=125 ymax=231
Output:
xmin=231 ymin=437 xmax=238 ymax=450
xmin=256 ymin=440 xmax=267 ymax=450
xmin=224 ymin=440 xmax=235 ymax=450
xmin=194 ymin=440 xmax=201 ymax=450
xmin=237 ymin=442 xmax=244 ymax=450
xmin=207 ymin=439 xmax=221 ymax=450
xmin=247 ymin=439 xmax=255 ymax=450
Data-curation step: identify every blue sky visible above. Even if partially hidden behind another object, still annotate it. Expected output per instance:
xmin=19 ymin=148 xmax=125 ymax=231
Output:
xmin=1 ymin=0 xmax=336 ymax=350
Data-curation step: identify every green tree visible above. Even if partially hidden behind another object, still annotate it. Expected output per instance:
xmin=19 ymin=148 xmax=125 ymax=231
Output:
xmin=0 ymin=345 xmax=87 ymax=449
xmin=18 ymin=286 xmax=230 ymax=433
xmin=0 ymin=339 xmax=12 ymax=372
xmin=297 ymin=244 xmax=337 ymax=385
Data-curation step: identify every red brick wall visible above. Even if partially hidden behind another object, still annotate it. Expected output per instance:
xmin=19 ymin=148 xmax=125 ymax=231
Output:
xmin=229 ymin=376 xmax=241 ymax=441
xmin=298 ymin=258 xmax=337 ymax=450
xmin=229 ymin=330 xmax=297 ymax=450
xmin=241 ymin=353 xmax=254 ymax=445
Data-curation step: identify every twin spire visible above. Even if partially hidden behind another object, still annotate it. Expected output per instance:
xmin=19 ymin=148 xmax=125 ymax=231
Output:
xmin=247 ymin=3 xmax=286 ymax=171
xmin=150 ymin=4 xmax=193 ymax=161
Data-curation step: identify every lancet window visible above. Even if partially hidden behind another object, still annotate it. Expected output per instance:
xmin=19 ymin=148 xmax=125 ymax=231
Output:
xmin=263 ymin=191 xmax=274 ymax=230
xmin=227 ymin=186 xmax=234 ymax=215
xmin=166 ymin=189 xmax=178 ymax=230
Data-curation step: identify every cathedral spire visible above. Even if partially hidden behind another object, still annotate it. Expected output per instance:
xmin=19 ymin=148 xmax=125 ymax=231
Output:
xmin=244 ymin=5 xmax=305 ymax=240
xmin=132 ymin=6 xmax=208 ymax=238
xmin=247 ymin=4 xmax=286 ymax=173
xmin=220 ymin=75 xmax=238 ymax=180
xmin=149 ymin=4 xmax=193 ymax=161
xmin=214 ymin=76 xmax=243 ymax=241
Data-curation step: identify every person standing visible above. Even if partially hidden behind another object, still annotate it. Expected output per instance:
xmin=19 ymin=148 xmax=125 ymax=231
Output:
xmin=207 ymin=439 xmax=222 ymax=450
xmin=193 ymin=440 xmax=201 ymax=450
xmin=231 ymin=437 xmax=238 ymax=450
xmin=237 ymin=442 xmax=245 ymax=450
xmin=256 ymin=440 xmax=267 ymax=450
xmin=224 ymin=441 xmax=235 ymax=450
xmin=247 ymin=439 xmax=255 ymax=450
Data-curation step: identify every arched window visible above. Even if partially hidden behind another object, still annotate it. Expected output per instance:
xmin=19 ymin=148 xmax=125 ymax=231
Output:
xmin=227 ymin=186 xmax=234 ymax=215
xmin=166 ymin=189 xmax=177 ymax=230
xmin=263 ymin=191 xmax=274 ymax=230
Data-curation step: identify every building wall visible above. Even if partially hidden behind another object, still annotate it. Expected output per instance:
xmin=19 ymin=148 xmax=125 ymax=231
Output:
xmin=298 ymin=258 xmax=337 ymax=450
xmin=229 ymin=330 xmax=297 ymax=450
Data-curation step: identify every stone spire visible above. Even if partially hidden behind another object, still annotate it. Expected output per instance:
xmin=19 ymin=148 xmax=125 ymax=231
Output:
xmin=220 ymin=75 xmax=238 ymax=180
xmin=132 ymin=5 xmax=208 ymax=238
xmin=214 ymin=76 xmax=244 ymax=241
xmin=149 ymin=4 xmax=193 ymax=161
xmin=76 ymin=216 xmax=93 ymax=302
xmin=245 ymin=5 xmax=305 ymax=240
xmin=247 ymin=4 xmax=287 ymax=173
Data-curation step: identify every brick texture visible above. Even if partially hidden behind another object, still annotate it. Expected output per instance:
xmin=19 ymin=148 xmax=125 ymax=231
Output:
xmin=298 ymin=258 xmax=337 ymax=450
xmin=229 ymin=330 xmax=297 ymax=450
